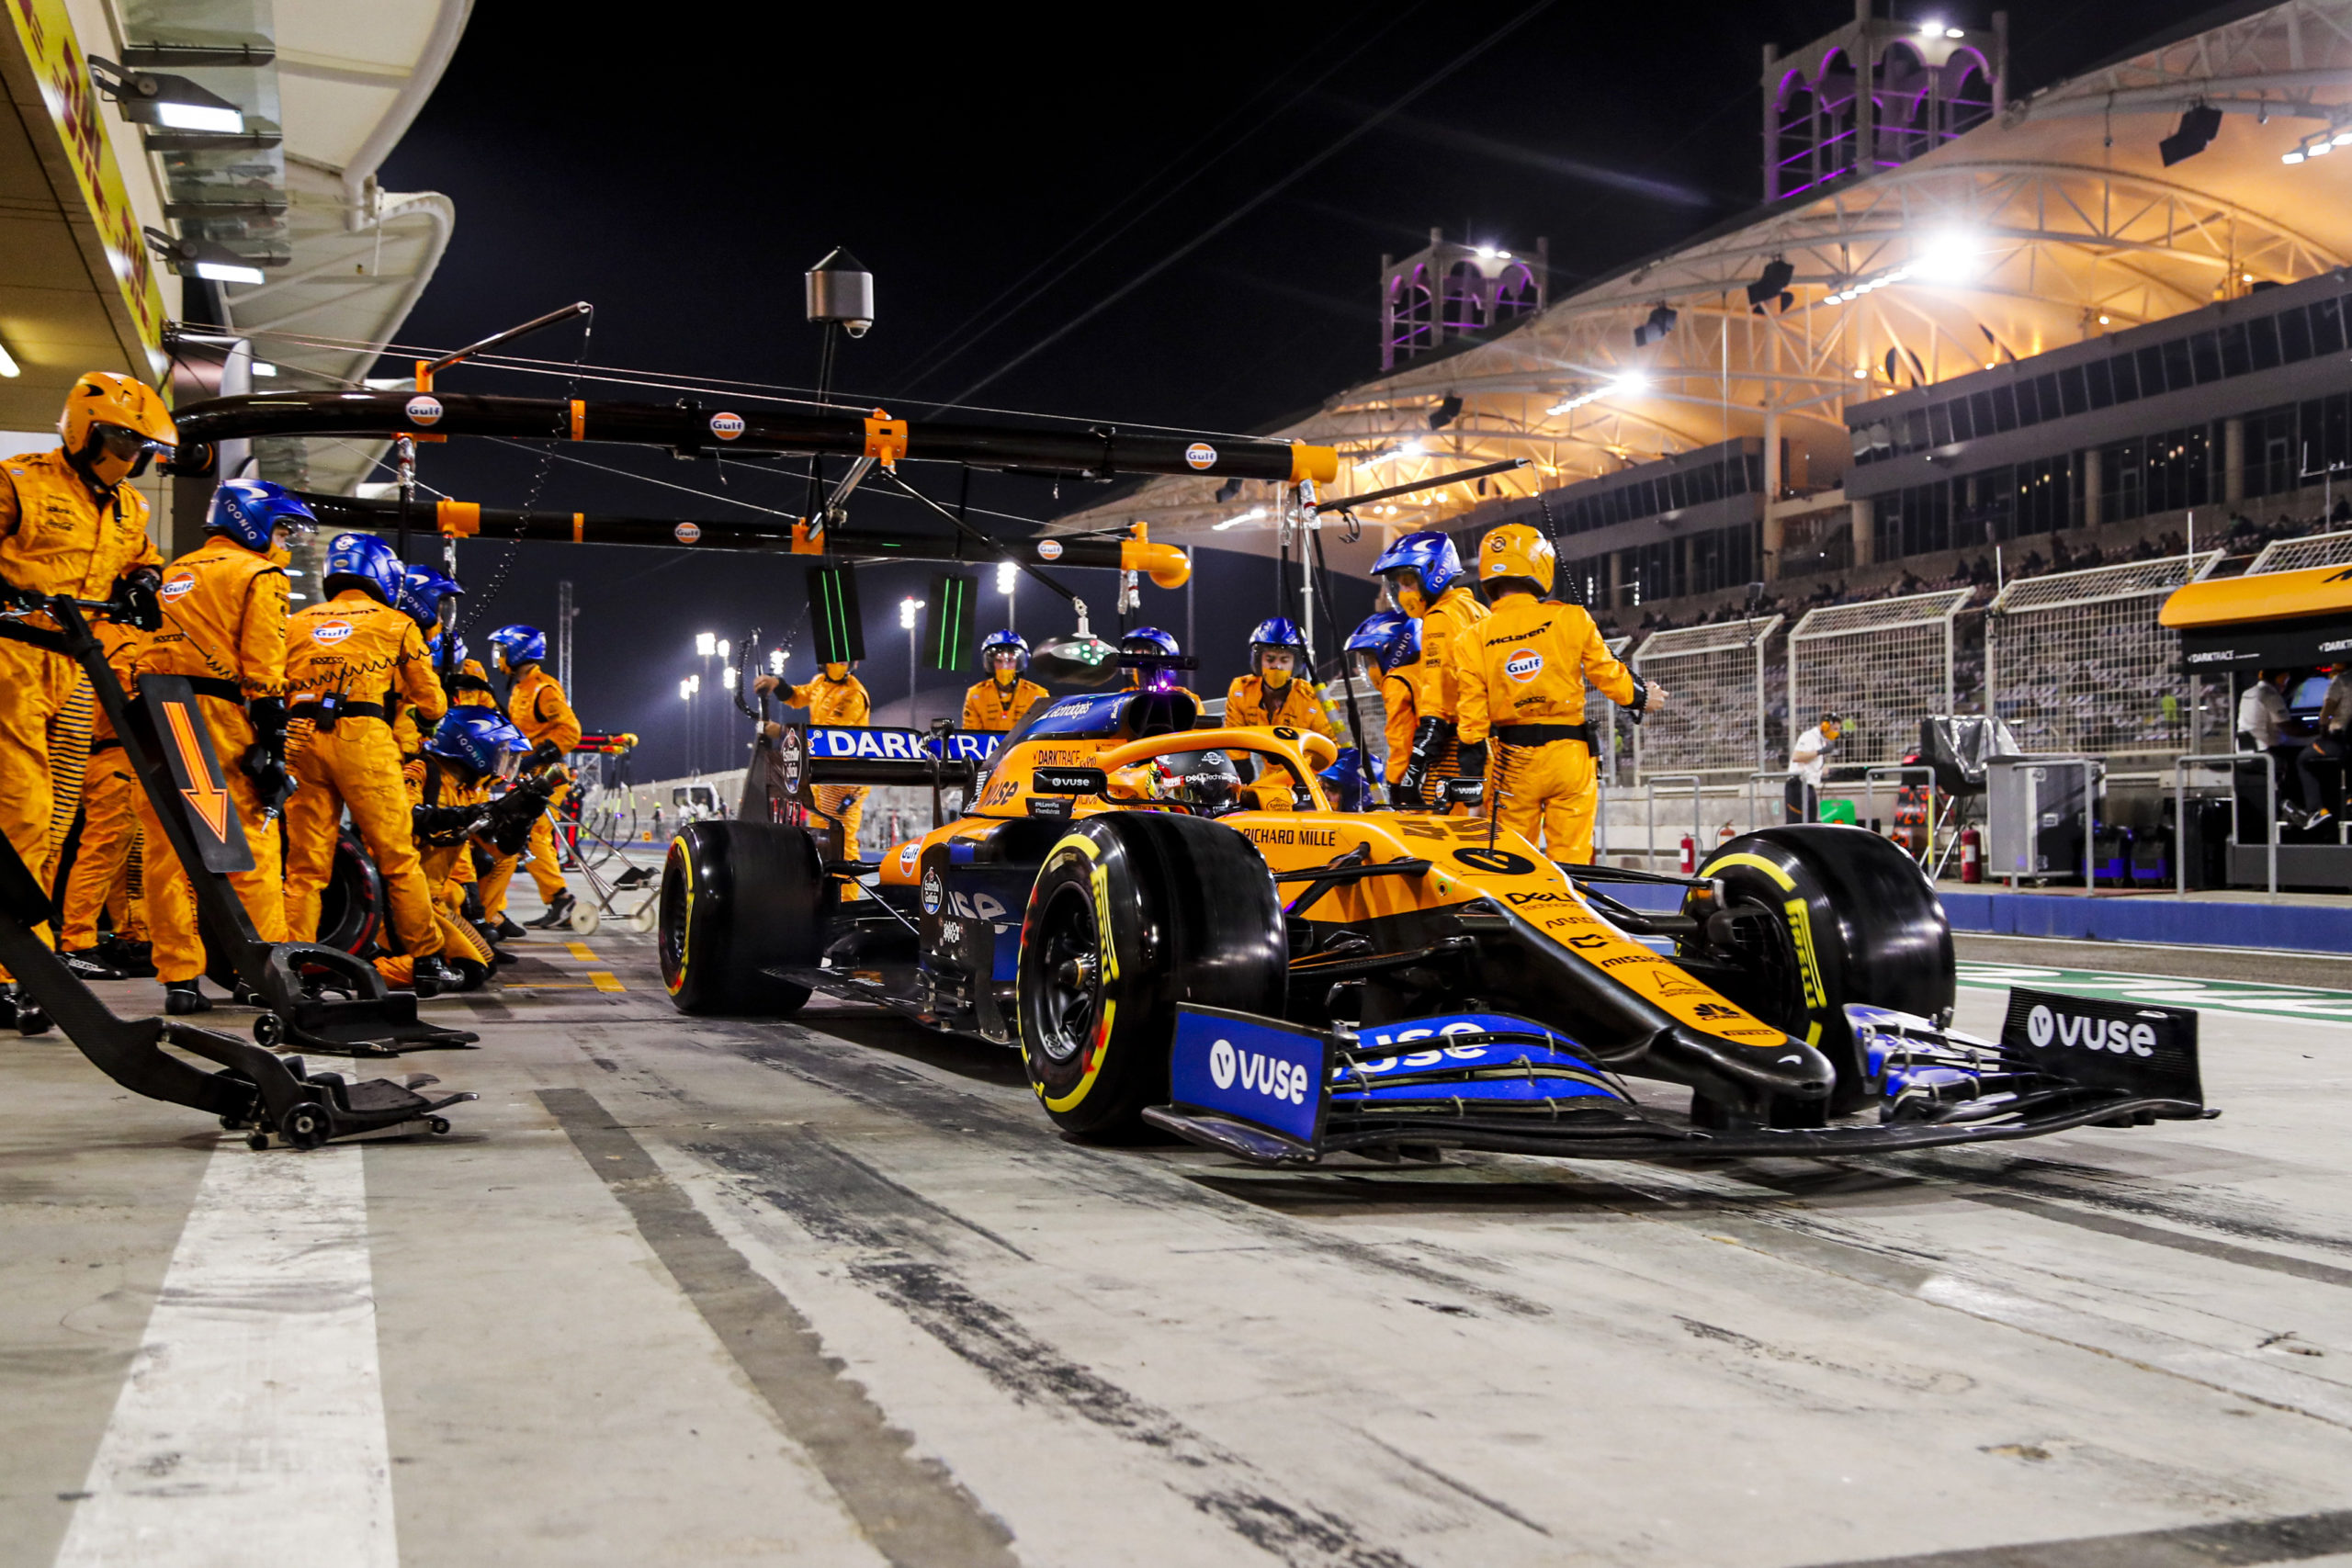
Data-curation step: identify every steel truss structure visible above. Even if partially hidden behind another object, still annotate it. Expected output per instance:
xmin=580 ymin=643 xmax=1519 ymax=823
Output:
xmin=1062 ymin=1 xmax=2352 ymax=565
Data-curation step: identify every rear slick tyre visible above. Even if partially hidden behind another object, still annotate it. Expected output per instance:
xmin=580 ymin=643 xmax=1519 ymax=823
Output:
xmin=1017 ymin=813 xmax=1286 ymax=1142
xmin=659 ymin=820 xmax=821 ymax=1016
xmin=1692 ymin=824 xmax=1953 ymax=1114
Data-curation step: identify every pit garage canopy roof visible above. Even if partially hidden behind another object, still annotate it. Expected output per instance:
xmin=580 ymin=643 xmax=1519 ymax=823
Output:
xmin=2163 ymin=562 xmax=2352 ymax=671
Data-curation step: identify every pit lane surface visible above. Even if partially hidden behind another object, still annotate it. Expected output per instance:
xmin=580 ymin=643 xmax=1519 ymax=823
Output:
xmin=6 ymin=911 xmax=2352 ymax=1567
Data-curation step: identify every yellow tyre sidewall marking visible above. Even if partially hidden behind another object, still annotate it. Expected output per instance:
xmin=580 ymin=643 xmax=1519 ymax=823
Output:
xmin=663 ymin=844 xmax=693 ymax=997
xmin=1701 ymin=851 xmax=1827 ymax=1046
xmin=1034 ymin=833 xmax=1117 ymax=1113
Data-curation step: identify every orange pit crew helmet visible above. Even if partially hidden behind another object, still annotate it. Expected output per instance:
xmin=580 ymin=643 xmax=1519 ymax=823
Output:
xmin=59 ymin=372 xmax=177 ymax=489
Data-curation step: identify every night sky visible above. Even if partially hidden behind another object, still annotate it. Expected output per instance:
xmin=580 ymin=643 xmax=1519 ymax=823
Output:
xmin=373 ymin=0 xmax=2222 ymax=779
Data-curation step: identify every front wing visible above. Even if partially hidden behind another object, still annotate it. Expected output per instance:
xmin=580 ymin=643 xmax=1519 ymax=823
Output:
xmin=1142 ymin=989 xmax=2215 ymax=1168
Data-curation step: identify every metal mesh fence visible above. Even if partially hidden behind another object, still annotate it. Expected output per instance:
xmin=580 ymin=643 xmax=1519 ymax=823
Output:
xmin=1595 ymin=635 xmax=1633 ymax=785
xmin=2248 ymin=528 xmax=2352 ymax=576
xmin=1985 ymin=554 xmax=2216 ymax=756
xmin=1788 ymin=590 xmax=1971 ymax=766
xmin=1633 ymin=616 xmax=1782 ymax=779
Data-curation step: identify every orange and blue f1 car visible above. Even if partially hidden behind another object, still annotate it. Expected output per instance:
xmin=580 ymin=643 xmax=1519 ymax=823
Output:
xmin=659 ymin=684 xmax=2214 ymax=1165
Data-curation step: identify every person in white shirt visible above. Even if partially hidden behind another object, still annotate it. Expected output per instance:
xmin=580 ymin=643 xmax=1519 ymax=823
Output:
xmin=2236 ymin=670 xmax=2299 ymax=834
xmin=1786 ymin=710 xmax=1843 ymax=823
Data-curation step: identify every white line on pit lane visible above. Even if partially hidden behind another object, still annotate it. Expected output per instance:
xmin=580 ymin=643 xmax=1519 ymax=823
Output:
xmin=1957 ymin=962 xmax=2352 ymax=1022
xmin=53 ymin=1143 xmax=397 ymax=1568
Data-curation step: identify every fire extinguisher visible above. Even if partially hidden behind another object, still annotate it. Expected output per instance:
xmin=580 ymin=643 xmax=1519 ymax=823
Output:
xmin=1960 ymin=826 xmax=1983 ymax=884
xmin=1679 ymin=833 xmax=1697 ymax=875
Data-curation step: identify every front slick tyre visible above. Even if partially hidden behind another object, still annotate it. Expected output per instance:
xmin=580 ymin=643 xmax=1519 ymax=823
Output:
xmin=1018 ymin=813 xmax=1285 ymax=1142
xmin=659 ymin=820 xmax=821 ymax=1016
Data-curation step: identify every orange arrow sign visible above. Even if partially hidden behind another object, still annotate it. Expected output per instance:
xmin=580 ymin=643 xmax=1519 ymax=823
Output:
xmin=164 ymin=702 xmax=231 ymax=840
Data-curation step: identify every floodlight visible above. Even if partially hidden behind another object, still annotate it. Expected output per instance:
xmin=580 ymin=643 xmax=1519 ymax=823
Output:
xmin=717 ymin=638 xmax=729 ymax=661
xmin=679 ymin=679 xmax=691 ymax=700
xmin=997 ymin=560 xmax=1017 ymax=594
xmin=695 ymin=631 xmax=716 ymax=657
xmin=722 ymin=666 xmax=737 ymax=689
xmin=88 ymin=57 xmax=245 ymax=134
xmin=769 ymin=649 xmax=786 ymax=674
xmin=1746 ymin=257 xmax=1795 ymax=311
xmin=899 ymin=596 xmax=924 ymax=630
xmin=2158 ymin=105 xmax=2223 ymax=167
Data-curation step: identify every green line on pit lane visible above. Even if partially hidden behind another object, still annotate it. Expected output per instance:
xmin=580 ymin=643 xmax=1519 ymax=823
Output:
xmin=1956 ymin=962 xmax=2352 ymax=1023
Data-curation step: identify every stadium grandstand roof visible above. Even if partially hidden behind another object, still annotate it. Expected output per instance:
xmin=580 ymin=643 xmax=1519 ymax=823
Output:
xmin=1057 ymin=0 xmax=2352 ymax=558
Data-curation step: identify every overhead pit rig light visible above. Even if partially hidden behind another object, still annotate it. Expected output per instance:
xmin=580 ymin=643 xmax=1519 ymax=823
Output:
xmin=88 ymin=54 xmax=246 ymax=133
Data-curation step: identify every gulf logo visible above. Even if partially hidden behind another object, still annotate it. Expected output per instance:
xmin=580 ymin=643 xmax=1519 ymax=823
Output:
xmin=1504 ymin=649 xmax=1544 ymax=682
xmin=161 ymin=572 xmax=198 ymax=602
xmin=674 ymin=522 xmax=703 ymax=544
xmin=709 ymin=412 xmax=744 ymax=440
xmin=404 ymin=395 xmax=444 ymax=426
xmin=312 ymin=620 xmax=356 ymax=645
xmin=1184 ymin=442 xmax=1216 ymax=470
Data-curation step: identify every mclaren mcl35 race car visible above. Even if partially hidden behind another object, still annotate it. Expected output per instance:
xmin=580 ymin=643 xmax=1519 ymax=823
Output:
xmin=658 ymin=686 xmax=2212 ymax=1166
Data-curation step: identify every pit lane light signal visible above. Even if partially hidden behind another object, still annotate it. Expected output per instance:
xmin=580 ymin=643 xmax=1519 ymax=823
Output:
xmin=925 ymin=571 xmax=977 ymax=672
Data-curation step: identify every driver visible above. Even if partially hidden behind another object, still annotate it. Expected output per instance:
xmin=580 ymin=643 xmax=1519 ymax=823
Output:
xmin=1109 ymin=746 xmax=1251 ymax=818
xmin=961 ymin=628 xmax=1047 ymax=733
xmin=1223 ymin=616 xmax=1337 ymax=739
xmin=0 ymin=372 xmax=174 ymax=1031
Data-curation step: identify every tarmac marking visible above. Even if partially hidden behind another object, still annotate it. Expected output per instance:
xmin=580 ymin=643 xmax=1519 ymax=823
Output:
xmin=566 ymin=942 xmax=597 ymax=962
xmin=538 ymin=1089 xmax=1016 ymax=1568
xmin=589 ymin=971 xmax=626 ymax=993
xmin=1957 ymin=962 xmax=2352 ymax=1023
xmin=53 ymin=1142 xmax=396 ymax=1567
xmin=1795 ymin=1505 xmax=2352 ymax=1566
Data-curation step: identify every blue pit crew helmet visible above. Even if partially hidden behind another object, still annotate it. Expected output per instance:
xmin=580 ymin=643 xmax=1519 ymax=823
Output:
xmin=1345 ymin=610 xmax=1420 ymax=674
xmin=206 ymin=479 xmax=315 ymax=555
xmin=1119 ymin=626 xmax=1179 ymax=658
xmin=978 ymin=628 xmax=1030 ymax=671
xmin=1249 ymin=616 xmax=1307 ymax=677
xmin=428 ymin=629 xmax=469 ymax=666
xmin=1369 ymin=529 xmax=1465 ymax=600
xmin=322 ymin=531 xmax=404 ymax=606
xmin=401 ymin=564 xmax=464 ymax=629
xmin=428 ymin=707 xmax=530 ymax=779
xmin=488 ymin=624 xmax=547 ymax=669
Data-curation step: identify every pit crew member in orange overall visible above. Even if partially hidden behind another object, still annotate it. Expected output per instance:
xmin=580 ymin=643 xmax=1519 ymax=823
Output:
xmin=131 ymin=479 xmax=308 ymax=1012
xmin=480 ymin=623 xmax=582 ymax=931
xmin=756 ymin=659 xmax=872 ymax=866
xmin=1372 ymin=530 xmax=1487 ymax=811
xmin=283 ymin=532 xmax=456 ymax=995
xmin=961 ymin=628 xmax=1048 ymax=734
xmin=56 ymin=619 xmax=153 ymax=979
xmin=0 ymin=373 xmax=173 ymax=1031
xmin=1450 ymin=524 xmax=1665 ymax=865
xmin=1344 ymin=610 xmax=1420 ymax=802
xmin=1223 ymin=617 xmax=1338 ymax=739
xmin=406 ymin=708 xmax=530 ymax=984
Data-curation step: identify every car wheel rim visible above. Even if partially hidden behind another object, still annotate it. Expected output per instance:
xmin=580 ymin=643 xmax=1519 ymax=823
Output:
xmin=1032 ymin=884 xmax=1101 ymax=1066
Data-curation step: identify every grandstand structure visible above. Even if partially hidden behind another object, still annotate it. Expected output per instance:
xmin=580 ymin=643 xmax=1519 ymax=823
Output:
xmin=1053 ymin=0 xmax=2352 ymax=781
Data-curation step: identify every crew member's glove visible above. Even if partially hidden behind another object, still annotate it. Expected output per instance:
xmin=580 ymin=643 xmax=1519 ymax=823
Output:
xmin=526 ymin=739 xmax=564 ymax=772
xmin=0 ymin=576 xmax=39 ymax=615
xmin=108 ymin=569 xmax=163 ymax=632
xmin=239 ymin=695 xmax=294 ymax=812
xmin=1442 ymin=739 xmax=1488 ymax=809
xmin=1396 ymin=717 xmax=1453 ymax=810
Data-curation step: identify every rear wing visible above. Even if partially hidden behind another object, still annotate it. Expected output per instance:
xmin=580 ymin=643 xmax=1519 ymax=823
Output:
xmin=740 ymin=724 xmax=989 ymax=848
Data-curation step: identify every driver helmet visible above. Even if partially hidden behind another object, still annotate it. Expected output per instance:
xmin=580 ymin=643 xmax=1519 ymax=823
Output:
xmin=1155 ymin=746 xmax=1243 ymax=818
